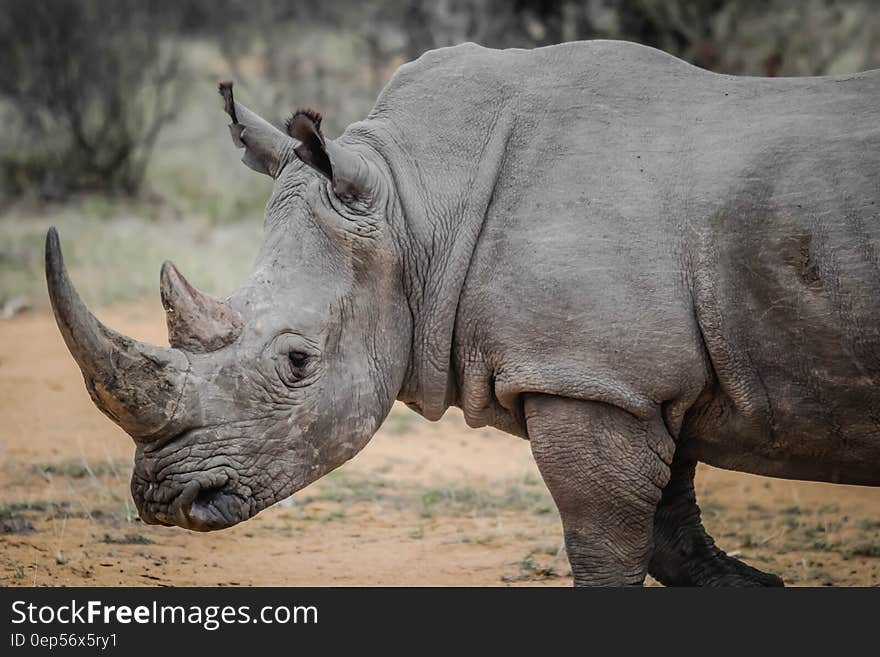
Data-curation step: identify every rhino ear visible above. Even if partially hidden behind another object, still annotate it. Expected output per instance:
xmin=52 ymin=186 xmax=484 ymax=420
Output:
xmin=286 ymin=110 xmax=374 ymax=202
xmin=219 ymin=81 xmax=295 ymax=178
xmin=285 ymin=110 xmax=332 ymax=180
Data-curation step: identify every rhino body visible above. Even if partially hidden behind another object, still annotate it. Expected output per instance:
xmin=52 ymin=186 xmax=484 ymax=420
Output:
xmin=430 ymin=41 xmax=880 ymax=485
xmin=46 ymin=41 xmax=880 ymax=586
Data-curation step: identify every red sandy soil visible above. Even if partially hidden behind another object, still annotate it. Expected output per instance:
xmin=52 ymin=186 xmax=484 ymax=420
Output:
xmin=1 ymin=302 xmax=879 ymax=586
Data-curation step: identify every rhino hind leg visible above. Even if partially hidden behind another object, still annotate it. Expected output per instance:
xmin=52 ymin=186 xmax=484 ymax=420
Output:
xmin=648 ymin=454 xmax=784 ymax=587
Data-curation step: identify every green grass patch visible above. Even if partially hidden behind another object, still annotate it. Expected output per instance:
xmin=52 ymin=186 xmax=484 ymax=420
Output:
xmin=98 ymin=533 xmax=154 ymax=545
xmin=0 ymin=503 xmax=43 ymax=533
xmin=848 ymin=541 xmax=880 ymax=558
xmin=0 ymin=204 xmax=262 ymax=310
xmin=294 ymin=470 xmax=556 ymax=522
xmin=34 ymin=459 xmax=129 ymax=480
xmin=501 ymin=551 xmax=562 ymax=583
xmin=418 ymin=484 xmax=551 ymax=519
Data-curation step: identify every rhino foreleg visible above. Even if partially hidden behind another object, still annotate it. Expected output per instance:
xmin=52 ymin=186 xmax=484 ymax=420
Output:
xmin=525 ymin=394 xmax=674 ymax=586
xmin=648 ymin=454 xmax=784 ymax=587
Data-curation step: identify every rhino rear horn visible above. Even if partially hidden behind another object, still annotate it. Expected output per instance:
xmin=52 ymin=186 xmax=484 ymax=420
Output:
xmin=160 ymin=261 xmax=243 ymax=353
xmin=45 ymin=227 xmax=190 ymax=440
xmin=219 ymin=81 xmax=296 ymax=178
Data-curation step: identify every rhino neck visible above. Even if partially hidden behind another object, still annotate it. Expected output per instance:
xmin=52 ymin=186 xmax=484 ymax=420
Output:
xmin=350 ymin=77 xmax=516 ymax=420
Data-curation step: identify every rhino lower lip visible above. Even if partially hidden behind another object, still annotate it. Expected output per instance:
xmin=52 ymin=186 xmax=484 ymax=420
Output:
xmin=137 ymin=470 xmax=248 ymax=531
xmin=184 ymin=486 xmax=242 ymax=531
xmin=168 ymin=480 xmax=244 ymax=532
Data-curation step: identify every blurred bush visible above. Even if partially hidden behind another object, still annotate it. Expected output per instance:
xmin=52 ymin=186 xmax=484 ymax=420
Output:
xmin=0 ymin=0 xmax=878 ymax=311
xmin=0 ymin=0 xmax=182 ymax=199
xmin=402 ymin=0 xmax=879 ymax=75
xmin=1 ymin=0 xmax=878 ymax=204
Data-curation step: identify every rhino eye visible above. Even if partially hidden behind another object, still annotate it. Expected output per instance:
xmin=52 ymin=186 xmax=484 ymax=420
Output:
xmin=288 ymin=350 xmax=311 ymax=371
xmin=272 ymin=334 xmax=320 ymax=386
xmin=284 ymin=349 xmax=317 ymax=384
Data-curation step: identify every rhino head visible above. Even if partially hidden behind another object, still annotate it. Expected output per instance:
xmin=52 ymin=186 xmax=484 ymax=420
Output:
xmin=45 ymin=83 xmax=412 ymax=531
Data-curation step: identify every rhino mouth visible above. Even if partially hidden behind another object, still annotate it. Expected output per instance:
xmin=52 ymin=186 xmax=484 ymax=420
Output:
xmin=137 ymin=474 xmax=252 ymax=532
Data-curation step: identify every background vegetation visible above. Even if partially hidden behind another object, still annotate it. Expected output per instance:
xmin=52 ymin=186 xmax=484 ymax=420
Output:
xmin=1 ymin=0 xmax=878 ymax=313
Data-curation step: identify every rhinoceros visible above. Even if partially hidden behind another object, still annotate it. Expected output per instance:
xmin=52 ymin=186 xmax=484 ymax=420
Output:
xmin=45 ymin=40 xmax=880 ymax=586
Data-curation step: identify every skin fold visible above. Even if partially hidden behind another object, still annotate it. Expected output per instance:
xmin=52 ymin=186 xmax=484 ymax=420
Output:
xmin=46 ymin=41 xmax=880 ymax=585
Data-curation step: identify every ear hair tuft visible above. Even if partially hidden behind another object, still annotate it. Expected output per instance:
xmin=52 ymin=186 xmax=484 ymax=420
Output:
xmin=285 ymin=108 xmax=324 ymax=140
xmin=286 ymin=108 xmax=332 ymax=180
xmin=218 ymin=81 xmax=238 ymax=124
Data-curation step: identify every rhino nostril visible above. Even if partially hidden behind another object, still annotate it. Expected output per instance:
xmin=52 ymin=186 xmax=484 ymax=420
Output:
xmin=193 ymin=484 xmax=225 ymax=509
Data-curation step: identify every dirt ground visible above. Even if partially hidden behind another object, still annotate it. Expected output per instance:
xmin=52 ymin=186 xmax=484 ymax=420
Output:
xmin=1 ymin=301 xmax=879 ymax=587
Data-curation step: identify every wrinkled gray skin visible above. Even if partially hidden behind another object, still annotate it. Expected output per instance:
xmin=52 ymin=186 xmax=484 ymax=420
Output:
xmin=46 ymin=41 xmax=880 ymax=586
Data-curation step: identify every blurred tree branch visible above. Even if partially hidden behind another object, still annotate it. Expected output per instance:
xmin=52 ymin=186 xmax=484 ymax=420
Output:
xmin=1 ymin=0 xmax=877 ymax=203
xmin=0 ymin=0 xmax=183 ymax=199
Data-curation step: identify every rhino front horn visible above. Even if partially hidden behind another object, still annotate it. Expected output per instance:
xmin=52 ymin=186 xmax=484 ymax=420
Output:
xmin=160 ymin=261 xmax=243 ymax=353
xmin=45 ymin=227 xmax=190 ymax=440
